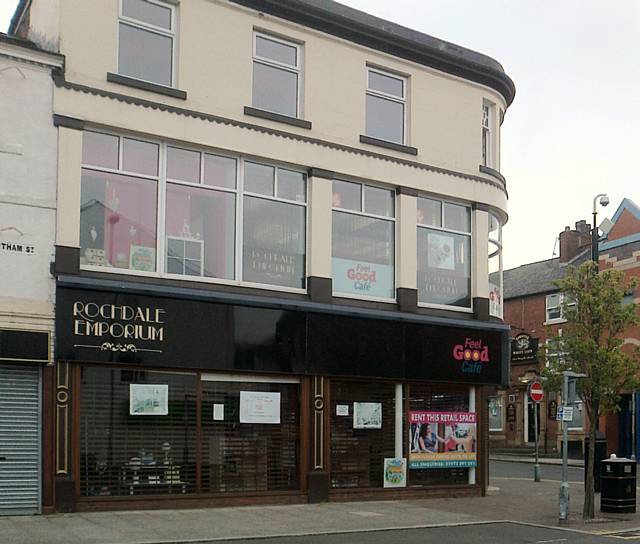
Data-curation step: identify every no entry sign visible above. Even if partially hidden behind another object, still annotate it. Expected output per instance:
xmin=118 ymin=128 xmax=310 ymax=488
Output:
xmin=529 ymin=381 xmax=544 ymax=403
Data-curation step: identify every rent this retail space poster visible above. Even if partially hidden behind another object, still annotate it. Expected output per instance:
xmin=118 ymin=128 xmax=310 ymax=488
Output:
xmin=408 ymin=411 xmax=477 ymax=469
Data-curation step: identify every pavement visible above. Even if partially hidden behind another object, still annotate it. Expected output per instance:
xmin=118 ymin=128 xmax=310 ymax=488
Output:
xmin=1 ymin=462 xmax=639 ymax=544
xmin=490 ymin=454 xmax=585 ymax=467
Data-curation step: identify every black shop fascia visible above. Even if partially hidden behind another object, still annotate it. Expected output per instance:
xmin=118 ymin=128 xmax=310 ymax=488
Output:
xmin=56 ymin=276 xmax=510 ymax=386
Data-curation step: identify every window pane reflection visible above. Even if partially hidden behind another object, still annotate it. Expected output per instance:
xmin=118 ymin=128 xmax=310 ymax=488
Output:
xmin=165 ymin=183 xmax=235 ymax=280
xmin=80 ymin=169 xmax=158 ymax=271
xmin=242 ymin=196 xmax=305 ymax=288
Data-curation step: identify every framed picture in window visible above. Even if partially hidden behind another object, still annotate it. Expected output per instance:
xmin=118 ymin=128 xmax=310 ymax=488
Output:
xmin=129 ymin=245 xmax=156 ymax=272
xmin=129 ymin=384 xmax=169 ymax=415
xmin=353 ymin=402 xmax=382 ymax=429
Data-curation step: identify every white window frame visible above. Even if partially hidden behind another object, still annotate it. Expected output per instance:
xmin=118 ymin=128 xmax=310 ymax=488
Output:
xmin=163 ymin=146 xmax=239 ymax=282
xmin=252 ymin=31 xmax=302 ymax=118
xmin=80 ymin=130 xmax=309 ymax=295
xmin=482 ymin=102 xmax=493 ymax=167
xmin=416 ymin=196 xmax=473 ymax=313
xmin=366 ymin=66 xmax=407 ymax=145
xmin=545 ymin=293 xmax=575 ymax=324
xmin=331 ymin=180 xmax=397 ymax=303
xmin=117 ymin=0 xmax=177 ymax=88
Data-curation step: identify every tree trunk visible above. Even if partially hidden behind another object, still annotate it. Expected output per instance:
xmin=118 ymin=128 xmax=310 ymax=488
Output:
xmin=583 ymin=403 xmax=597 ymax=519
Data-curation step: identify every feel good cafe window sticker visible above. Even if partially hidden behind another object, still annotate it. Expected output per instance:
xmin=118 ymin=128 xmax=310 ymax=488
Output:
xmin=331 ymin=180 xmax=395 ymax=300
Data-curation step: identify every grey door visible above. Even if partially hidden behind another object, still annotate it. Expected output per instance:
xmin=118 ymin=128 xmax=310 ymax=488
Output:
xmin=0 ymin=365 xmax=41 ymax=515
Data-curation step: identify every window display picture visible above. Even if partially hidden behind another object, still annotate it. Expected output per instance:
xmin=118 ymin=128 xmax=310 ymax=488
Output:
xmin=129 ymin=384 xmax=169 ymax=415
xmin=353 ymin=402 xmax=383 ymax=429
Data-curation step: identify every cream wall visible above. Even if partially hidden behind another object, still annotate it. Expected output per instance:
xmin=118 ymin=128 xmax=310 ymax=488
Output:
xmin=47 ymin=0 xmax=509 ymax=309
xmin=55 ymin=0 xmax=507 ymax=182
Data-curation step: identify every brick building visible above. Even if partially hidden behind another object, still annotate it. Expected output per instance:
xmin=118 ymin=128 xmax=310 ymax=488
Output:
xmin=490 ymin=199 xmax=640 ymax=458
xmin=599 ymin=199 xmax=640 ymax=457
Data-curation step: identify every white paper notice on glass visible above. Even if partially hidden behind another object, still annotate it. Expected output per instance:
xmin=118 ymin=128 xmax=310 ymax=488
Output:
xmin=239 ymin=391 xmax=281 ymax=424
xmin=213 ymin=404 xmax=224 ymax=421
xmin=336 ymin=404 xmax=349 ymax=416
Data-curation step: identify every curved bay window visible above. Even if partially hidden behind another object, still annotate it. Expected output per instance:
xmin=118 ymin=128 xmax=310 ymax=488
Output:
xmin=417 ymin=197 xmax=471 ymax=309
xmin=488 ymin=213 xmax=503 ymax=318
xmin=332 ymin=180 xmax=395 ymax=300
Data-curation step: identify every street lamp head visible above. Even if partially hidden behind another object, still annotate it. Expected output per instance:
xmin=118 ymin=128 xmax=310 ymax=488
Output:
xmin=599 ymin=195 xmax=610 ymax=207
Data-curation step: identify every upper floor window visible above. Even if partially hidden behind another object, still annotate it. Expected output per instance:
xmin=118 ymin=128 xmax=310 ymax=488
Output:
xmin=545 ymin=293 xmax=575 ymax=323
xmin=252 ymin=33 xmax=301 ymax=118
xmin=366 ymin=67 xmax=406 ymax=144
xmin=417 ymin=197 xmax=471 ymax=309
xmin=488 ymin=213 xmax=503 ymax=318
xmin=118 ymin=0 xmax=175 ymax=87
xmin=242 ymin=163 xmax=307 ymax=288
xmin=482 ymin=102 xmax=493 ymax=167
xmin=80 ymin=131 xmax=307 ymax=290
xmin=80 ymin=132 xmax=160 ymax=272
xmin=332 ymin=180 xmax=395 ymax=300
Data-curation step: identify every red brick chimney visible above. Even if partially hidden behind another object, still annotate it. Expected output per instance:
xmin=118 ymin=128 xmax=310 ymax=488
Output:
xmin=559 ymin=220 xmax=591 ymax=263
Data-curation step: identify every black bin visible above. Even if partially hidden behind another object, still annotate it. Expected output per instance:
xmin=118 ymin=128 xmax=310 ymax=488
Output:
xmin=585 ymin=433 xmax=608 ymax=492
xmin=600 ymin=457 xmax=636 ymax=513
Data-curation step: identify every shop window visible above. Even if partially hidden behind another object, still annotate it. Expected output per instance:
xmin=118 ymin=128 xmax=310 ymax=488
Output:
xmin=417 ymin=197 xmax=471 ymax=309
xmin=366 ymin=67 xmax=406 ymax=144
xmin=488 ymin=213 xmax=503 ymax=318
xmin=79 ymin=367 xmax=197 ymax=497
xmin=118 ymin=0 xmax=175 ymax=87
xmin=488 ymin=396 xmax=503 ymax=431
xmin=252 ymin=32 xmax=301 ymax=118
xmin=242 ymin=164 xmax=307 ymax=289
xmin=200 ymin=379 xmax=300 ymax=493
xmin=165 ymin=147 xmax=236 ymax=280
xmin=330 ymin=380 xmax=396 ymax=489
xmin=332 ymin=180 xmax=395 ymax=300
xmin=80 ymin=133 xmax=159 ymax=271
xmin=408 ymin=384 xmax=470 ymax=486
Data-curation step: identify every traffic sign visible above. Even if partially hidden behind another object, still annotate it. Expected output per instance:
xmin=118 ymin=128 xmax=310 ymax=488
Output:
xmin=529 ymin=381 xmax=544 ymax=403
xmin=562 ymin=406 xmax=574 ymax=422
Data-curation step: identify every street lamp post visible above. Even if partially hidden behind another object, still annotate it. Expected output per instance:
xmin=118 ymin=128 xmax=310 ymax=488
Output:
xmin=559 ymin=371 xmax=587 ymax=521
xmin=591 ymin=194 xmax=609 ymax=263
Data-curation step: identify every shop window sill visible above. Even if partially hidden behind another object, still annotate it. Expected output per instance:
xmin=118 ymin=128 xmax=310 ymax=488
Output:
xmin=107 ymin=73 xmax=187 ymax=100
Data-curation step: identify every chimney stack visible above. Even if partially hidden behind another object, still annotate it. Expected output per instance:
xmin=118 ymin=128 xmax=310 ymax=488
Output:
xmin=558 ymin=220 xmax=591 ymax=263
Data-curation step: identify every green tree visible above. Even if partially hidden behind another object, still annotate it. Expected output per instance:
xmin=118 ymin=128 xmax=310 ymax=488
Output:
xmin=542 ymin=261 xmax=639 ymax=520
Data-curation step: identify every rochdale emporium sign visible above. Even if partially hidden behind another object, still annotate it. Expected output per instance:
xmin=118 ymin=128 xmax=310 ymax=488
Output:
xmin=510 ymin=333 xmax=539 ymax=363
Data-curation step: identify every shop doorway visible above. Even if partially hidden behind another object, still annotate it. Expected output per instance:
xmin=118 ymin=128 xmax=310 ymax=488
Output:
xmin=524 ymin=396 xmax=540 ymax=444
xmin=0 ymin=365 xmax=41 ymax=515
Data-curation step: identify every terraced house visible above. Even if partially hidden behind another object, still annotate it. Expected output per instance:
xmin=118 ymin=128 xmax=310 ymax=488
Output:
xmin=7 ymin=0 xmax=515 ymax=513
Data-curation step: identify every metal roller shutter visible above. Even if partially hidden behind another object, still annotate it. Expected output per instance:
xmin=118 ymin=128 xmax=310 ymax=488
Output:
xmin=0 ymin=365 xmax=41 ymax=515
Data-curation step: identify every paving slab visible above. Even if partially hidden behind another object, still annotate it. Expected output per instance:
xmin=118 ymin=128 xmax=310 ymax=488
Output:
xmin=1 ymin=477 xmax=639 ymax=544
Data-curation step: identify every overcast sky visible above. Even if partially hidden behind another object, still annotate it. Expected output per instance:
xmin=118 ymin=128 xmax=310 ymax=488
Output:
xmin=1 ymin=1 xmax=637 ymax=270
